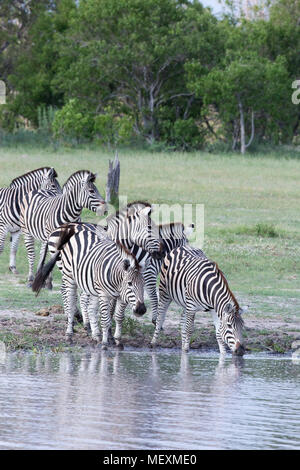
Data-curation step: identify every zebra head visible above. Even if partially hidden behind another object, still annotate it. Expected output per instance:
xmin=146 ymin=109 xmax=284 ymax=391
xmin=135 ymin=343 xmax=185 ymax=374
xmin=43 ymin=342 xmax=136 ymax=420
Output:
xmin=63 ymin=170 xmax=107 ymax=216
xmin=120 ymin=257 xmax=146 ymax=317
xmin=126 ymin=203 xmax=162 ymax=257
xmin=218 ymin=303 xmax=245 ymax=356
xmin=41 ymin=167 xmax=62 ymax=193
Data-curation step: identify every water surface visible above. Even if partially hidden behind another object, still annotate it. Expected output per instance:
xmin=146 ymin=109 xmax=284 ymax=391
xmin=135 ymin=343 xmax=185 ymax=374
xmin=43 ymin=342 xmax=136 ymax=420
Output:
xmin=0 ymin=349 xmax=299 ymax=450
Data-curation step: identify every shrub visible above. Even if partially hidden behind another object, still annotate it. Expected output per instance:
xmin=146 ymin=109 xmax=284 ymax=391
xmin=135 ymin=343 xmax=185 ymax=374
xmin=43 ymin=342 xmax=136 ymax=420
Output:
xmin=52 ymin=99 xmax=94 ymax=143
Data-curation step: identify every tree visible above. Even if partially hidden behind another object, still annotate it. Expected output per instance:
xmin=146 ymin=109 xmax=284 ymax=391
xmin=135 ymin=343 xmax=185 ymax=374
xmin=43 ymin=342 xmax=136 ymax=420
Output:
xmin=53 ymin=0 xmax=221 ymax=143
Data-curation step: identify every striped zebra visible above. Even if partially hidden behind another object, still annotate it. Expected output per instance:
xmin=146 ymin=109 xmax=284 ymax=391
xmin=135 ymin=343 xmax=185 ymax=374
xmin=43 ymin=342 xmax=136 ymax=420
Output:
xmin=74 ymin=218 xmax=193 ymax=331
xmin=47 ymin=201 xmax=162 ymax=338
xmin=140 ymin=222 xmax=194 ymax=326
xmin=20 ymin=170 xmax=107 ymax=287
xmin=151 ymin=246 xmax=246 ymax=355
xmin=32 ymin=223 xmax=146 ymax=349
xmin=0 ymin=167 xmax=61 ymax=274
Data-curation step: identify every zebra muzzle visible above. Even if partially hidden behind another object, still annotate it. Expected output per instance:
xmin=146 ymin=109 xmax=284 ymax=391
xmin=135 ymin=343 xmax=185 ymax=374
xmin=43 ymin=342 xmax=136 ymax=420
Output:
xmin=133 ymin=302 xmax=147 ymax=317
xmin=233 ymin=341 xmax=245 ymax=356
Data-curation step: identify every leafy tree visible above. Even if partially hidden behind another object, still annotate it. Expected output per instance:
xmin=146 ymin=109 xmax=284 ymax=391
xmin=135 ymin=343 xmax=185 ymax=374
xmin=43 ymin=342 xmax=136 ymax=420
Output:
xmin=53 ymin=0 xmax=221 ymax=143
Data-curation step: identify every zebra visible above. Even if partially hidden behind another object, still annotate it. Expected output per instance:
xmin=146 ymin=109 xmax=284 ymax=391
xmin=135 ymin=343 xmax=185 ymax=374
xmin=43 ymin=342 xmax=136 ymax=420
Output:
xmin=46 ymin=201 xmax=163 ymax=338
xmin=19 ymin=170 xmax=107 ymax=287
xmin=70 ymin=217 xmax=193 ymax=332
xmin=140 ymin=222 xmax=195 ymax=326
xmin=151 ymin=245 xmax=246 ymax=355
xmin=32 ymin=223 xmax=146 ymax=349
xmin=0 ymin=167 xmax=61 ymax=274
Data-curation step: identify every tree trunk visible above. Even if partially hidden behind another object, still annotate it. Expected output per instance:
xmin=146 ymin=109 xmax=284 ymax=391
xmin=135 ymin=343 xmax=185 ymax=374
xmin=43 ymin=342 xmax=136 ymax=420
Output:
xmin=106 ymin=151 xmax=120 ymax=210
xmin=238 ymin=98 xmax=246 ymax=155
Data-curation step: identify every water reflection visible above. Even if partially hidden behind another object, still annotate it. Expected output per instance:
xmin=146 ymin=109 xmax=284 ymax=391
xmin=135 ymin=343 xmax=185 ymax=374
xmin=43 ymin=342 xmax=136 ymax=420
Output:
xmin=0 ymin=350 xmax=299 ymax=450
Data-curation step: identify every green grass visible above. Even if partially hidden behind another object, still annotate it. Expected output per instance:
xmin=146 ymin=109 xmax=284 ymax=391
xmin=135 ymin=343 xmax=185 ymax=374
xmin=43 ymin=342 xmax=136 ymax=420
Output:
xmin=0 ymin=145 xmax=300 ymax=324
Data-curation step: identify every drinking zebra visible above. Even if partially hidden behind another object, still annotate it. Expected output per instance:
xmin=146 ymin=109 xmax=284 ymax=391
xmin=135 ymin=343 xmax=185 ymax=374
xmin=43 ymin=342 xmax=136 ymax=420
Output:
xmin=151 ymin=246 xmax=246 ymax=355
xmin=32 ymin=224 xmax=146 ymax=349
xmin=20 ymin=170 xmax=107 ymax=287
xmin=0 ymin=167 xmax=61 ymax=274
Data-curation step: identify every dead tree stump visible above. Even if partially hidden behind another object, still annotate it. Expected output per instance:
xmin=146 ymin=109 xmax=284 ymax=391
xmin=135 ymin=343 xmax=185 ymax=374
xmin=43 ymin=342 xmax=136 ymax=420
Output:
xmin=106 ymin=151 xmax=120 ymax=210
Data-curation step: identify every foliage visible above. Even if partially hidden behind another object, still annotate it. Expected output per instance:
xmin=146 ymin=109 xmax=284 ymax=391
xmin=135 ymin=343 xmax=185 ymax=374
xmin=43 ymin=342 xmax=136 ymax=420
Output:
xmin=52 ymin=98 xmax=94 ymax=143
xmin=0 ymin=0 xmax=299 ymax=151
xmin=94 ymin=107 xmax=134 ymax=147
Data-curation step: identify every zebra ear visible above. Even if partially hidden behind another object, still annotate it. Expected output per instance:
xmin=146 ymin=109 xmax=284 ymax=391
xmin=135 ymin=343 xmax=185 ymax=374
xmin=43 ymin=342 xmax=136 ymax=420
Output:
xmin=184 ymin=223 xmax=195 ymax=237
xmin=123 ymin=259 xmax=130 ymax=271
xmin=47 ymin=167 xmax=57 ymax=178
xmin=140 ymin=206 xmax=152 ymax=217
xmin=86 ymin=172 xmax=97 ymax=183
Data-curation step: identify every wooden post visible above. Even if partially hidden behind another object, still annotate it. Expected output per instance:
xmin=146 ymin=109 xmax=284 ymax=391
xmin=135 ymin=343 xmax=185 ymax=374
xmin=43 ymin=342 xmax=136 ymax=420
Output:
xmin=106 ymin=151 xmax=120 ymax=210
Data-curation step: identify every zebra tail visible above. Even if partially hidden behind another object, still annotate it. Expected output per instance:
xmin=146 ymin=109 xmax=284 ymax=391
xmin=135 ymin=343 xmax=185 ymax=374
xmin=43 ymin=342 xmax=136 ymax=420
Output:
xmin=32 ymin=225 xmax=75 ymax=296
xmin=32 ymin=252 xmax=60 ymax=296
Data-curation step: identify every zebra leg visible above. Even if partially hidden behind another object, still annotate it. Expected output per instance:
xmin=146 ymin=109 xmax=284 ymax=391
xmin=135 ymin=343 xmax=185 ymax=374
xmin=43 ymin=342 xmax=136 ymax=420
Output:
xmin=0 ymin=222 xmax=8 ymax=257
xmin=79 ymin=292 xmax=91 ymax=333
xmin=144 ymin=273 xmax=159 ymax=327
xmin=210 ymin=310 xmax=227 ymax=355
xmin=9 ymin=230 xmax=21 ymax=274
xmin=113 ymin=299 xmax=127 ymax=349
xmin=150 ymin=292 xmax=172 ymax=347
xmin=182 ymin=309 xmax=196 ymax=353
xmin=180 ymin=309 xmax=187 ymax=349
xmin=23 ymin=233 xmax=35 ymax=287
xmin=87 ymin=295 xmax=101 ymax=343
xmin=99 ymin=295 xmax=112 ymax=350
xmin=61 ymin=278 xmax=78 ymax=343
xmin=108 ymin=298 xmax=117 ymax=345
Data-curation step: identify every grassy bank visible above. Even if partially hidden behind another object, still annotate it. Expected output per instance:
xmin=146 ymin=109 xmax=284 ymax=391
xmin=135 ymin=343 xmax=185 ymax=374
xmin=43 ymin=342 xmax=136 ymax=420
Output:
xmin=0 ymin=145 xmax=299 ymax=352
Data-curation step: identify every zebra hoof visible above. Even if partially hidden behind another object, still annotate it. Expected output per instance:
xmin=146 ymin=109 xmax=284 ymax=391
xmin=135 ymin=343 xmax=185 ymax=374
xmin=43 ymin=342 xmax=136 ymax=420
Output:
xmin=92 ymin=335 xmax=101 ymax=344
xmin=108 ymin=336 xmax=116 ymax=346
xmin=9 ymin=266 xmax=19 ymax=275
xmin=27 ymin=281 xmax=33 ymax=288
xmin=114 ymin=341 xmax=124 ymax=350
xmin=84 ymin=324 xmax=91 ymax=334
xmin=65 ymin=335 xmax=73 ymax=344
xmin=101 ymin=343 xmax=108 ymax=351
xmin=149 ymin=341 xmax=157 ymax=349
xmin=45 ymin=282 xmax=53 ymax=291
xmin=152 ymin=319 xmax=157 ymax=326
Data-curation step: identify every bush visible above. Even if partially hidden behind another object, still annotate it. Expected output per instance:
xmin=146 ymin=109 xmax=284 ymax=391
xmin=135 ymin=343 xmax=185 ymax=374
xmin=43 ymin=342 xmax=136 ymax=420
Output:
xmin=160 ymin=117 xmax=205 ymax=151
xmin=52 ymin=99 xmax=94 ymax=143
xmin=94 ymin=107 xmax=134 ymax=147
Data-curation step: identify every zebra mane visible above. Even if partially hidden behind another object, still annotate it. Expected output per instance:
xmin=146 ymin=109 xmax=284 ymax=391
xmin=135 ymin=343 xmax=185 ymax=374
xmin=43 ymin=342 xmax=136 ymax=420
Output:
xmin=214 ymin=262 xmax=242 ymax=320
xmin=62 ymin=170 xmax=96 ymax=191
xmin=9 ymin=167 xmax=55 ymax=188
xmin=116 ymin=241 xmax=140 ymax=270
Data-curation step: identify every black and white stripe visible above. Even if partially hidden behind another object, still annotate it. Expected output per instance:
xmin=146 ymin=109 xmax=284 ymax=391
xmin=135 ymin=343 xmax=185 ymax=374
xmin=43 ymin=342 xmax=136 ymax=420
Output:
xmin=20 ymin=170 xmax=107 ymax=286
xmin=32 ymin=223 xmax=146 ymax=349
xmin=0 ymin=167 xmax=61 ymax=274
xmin=151 ymin=246 xmax=246 ymax=355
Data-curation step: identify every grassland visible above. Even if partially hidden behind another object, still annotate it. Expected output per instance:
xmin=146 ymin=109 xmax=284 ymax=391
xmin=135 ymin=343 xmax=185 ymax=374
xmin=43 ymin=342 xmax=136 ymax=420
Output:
xmin=0 ymin=145 xmax=299 ymax=353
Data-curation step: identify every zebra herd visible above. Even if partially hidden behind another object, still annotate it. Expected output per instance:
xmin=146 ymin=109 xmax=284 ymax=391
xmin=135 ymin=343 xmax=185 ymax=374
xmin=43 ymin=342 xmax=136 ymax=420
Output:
xmin=0 ymin=166 xmax=246 ymax=356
